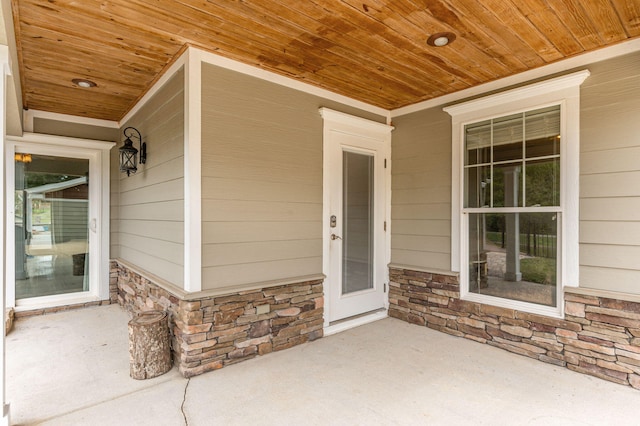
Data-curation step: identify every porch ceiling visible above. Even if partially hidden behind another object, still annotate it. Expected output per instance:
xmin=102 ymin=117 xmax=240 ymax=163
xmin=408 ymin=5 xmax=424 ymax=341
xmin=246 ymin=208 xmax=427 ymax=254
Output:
xmin=11 ymin=0 xmax=640 ymax=121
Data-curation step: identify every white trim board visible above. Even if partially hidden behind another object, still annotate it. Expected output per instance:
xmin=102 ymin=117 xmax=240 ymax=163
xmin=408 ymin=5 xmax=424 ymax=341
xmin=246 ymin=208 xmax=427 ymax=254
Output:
xmin=183 ymin=48 xmax=202 ymax=293
xmin=23 ymin=110 xmax=119 ymax=133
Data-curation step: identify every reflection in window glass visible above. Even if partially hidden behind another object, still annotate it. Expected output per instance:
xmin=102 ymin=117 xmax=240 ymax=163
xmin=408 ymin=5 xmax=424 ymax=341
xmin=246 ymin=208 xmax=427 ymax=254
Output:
xmin=15 ymin=154 xmax=90 ymax=299
xmin=342 ymin=151 xmax=374 ymax=295
xmin=493 ymin=114 xmax=523 ymax=162
xmin=465 ymin=165 xmax=491 ymax=208
xmin=462 ymin=100 xmax=565 ymax=311
xmin=464 ymin=105 xmax=560 ymax=209
xmin=465 ymin=120 xmax=491 ymax=166
xmin=492 ymin=163 xmax=523 ymax=208
xmin=526 ymin=158 xmax=560 ymax=206
xmin=468 ymin=212 xmax=557 ymax=307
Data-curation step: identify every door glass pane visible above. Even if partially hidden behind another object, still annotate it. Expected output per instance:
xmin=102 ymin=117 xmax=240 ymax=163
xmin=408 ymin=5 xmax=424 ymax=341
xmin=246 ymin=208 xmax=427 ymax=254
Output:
xmin=342 ymin=151 xmax=374 ymax=295
xmin=468 ymin=212 xmax=557 ymax=307
xmin=15 ymin=154 xmax=90 ymax=299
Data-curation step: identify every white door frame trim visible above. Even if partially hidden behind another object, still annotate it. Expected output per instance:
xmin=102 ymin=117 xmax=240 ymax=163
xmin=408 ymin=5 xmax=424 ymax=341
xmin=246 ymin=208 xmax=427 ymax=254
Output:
xmin=5 ymin=133 xmax=114 ymax=309
xmin=320 ymin=108 xmax=393 ymax=329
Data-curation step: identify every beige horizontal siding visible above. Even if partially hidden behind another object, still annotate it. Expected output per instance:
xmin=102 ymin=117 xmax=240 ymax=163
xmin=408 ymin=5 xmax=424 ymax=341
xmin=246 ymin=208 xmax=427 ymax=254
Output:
xmin=201 ymin=62 xmax=383 ymax=291
xmin=203 ymin=257 xmax=322 ymax=290
xmin=580 ymin=221 xmax=640 ymax=246
xmin=119 ymin=200 xmax=184 ymax=222
xmin=390 ymin=106 xmax=452 ymax=271
xmin=202 ymin=221 xmax=320 ymax=245
xmin=580 ymin=196 xmax=640 ymax=222
xmin=115 ymin=68 xmax=185 ymax=287
xmin=579 ymin=266 xmax=640 ymax=294
xmin=581 ymin=147 xmax=640 ymax=174
xmin=118 ymin=245 xmax=184 ymax=285
xmin=392 ymin=249 xmax=451 ymax=271
xmin=392 ymin=203 xmax=450 ymax=221
xmin=581 ymin=171 xmax=640 ymax=198
xmin=119 ymin=220 xmax=184 ymax=244
xmin=202 ymin=240 xmax=322 ymax=267
xmin=578 ymin=52 xmax=640 ymax=294
xmin=202 ymin=200 xmax=318 ymax=222
xmin=580 ymin=244 xmax=640 ymax=270
xmin=119 ymin=233 xmax=183 ymax=264
xmin=391 ymin=219 xmax=451 ymax=237
xmin=119 ymin=178 xmax=184 ymax=206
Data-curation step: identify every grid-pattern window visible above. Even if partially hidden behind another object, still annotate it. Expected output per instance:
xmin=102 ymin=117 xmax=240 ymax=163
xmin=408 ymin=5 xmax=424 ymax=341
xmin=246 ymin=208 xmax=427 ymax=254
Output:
xmin=463 ymin=105 xmax=561 ymax=308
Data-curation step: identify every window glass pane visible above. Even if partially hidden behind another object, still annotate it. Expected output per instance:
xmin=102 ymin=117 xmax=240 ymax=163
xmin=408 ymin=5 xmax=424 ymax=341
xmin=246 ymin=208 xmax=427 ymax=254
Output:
xmin=342 ymin=151 xmax=374 ymax=295
xmin=15 ymin=154 xmax=90 ymax=299
xmin=465 ymin=165 xmax=491 ymax=208
xmin=492 ymin=162 xmax=523 ymax=207
xmin=526 ymin=158 xmax=560 ymax=206
xmin=465 ymin=120 xmax=491 ymax=166
xmin=493 ymin=113 xmax=523 ymax=162
xmin=526 ymin=136 xmax=560 ymax=158
xmin=468 ymin=212 xmax=557 ymax=307
xmin=526 ymin=105 xmax=560 ymax=158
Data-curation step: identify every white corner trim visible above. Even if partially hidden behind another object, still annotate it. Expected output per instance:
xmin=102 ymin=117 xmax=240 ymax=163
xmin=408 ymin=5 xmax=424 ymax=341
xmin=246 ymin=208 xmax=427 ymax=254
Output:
xmin=183 ymin=48 xmax=202 ymax=293
xmin=393 ymin=37 xmax=640 ymax=117
xmin=23 ymin=110 xmax=119 ymax=131
xmin=198 ymin=48 xmax=389 ymax=118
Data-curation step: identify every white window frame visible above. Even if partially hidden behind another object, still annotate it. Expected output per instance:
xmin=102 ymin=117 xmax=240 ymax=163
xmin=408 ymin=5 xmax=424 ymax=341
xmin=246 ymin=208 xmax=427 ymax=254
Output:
xmin=444 ymin=70 xmax=589 ymax=318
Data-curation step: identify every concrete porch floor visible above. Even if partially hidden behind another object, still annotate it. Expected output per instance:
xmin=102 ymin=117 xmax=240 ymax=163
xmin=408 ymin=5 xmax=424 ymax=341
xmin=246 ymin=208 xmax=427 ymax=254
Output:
xmin=6 ymin=305 xmax=640 ymax=425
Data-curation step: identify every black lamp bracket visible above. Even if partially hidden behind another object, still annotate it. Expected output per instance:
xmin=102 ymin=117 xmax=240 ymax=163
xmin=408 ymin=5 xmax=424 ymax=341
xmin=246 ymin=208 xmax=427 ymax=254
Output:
xmin=123 ymin=126 xmax=146 ymax=164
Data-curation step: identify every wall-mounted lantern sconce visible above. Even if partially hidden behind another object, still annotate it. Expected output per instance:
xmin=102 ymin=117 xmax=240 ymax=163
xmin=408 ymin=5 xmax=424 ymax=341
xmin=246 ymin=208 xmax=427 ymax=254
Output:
xmin=119 ymin=127 xmax=146 ymax=176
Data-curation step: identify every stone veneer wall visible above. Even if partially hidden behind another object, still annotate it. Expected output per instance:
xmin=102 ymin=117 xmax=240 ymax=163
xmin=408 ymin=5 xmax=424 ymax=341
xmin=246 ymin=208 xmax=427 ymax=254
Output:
xmin=388 ymin=267 xmax=640 ymax=390
xmin=113 ymin=260 xmax=324 ymax=377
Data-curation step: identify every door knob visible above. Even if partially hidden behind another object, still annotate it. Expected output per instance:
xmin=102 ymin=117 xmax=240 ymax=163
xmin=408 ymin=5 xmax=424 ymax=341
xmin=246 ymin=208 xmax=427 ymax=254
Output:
xmin=331 ymin=234 xmax=342 ymax=240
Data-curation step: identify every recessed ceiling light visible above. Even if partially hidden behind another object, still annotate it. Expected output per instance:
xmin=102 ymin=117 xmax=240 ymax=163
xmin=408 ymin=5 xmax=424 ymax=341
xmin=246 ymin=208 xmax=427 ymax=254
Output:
xmin=72 ymin=78 xmax=97 ymax=88
xmin=427 ymin=32 xmax=457 ymax=47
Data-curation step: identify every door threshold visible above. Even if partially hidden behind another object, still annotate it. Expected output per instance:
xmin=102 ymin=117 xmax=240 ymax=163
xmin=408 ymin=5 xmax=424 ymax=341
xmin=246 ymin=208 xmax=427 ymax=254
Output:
xmin=324 ymin=308 xmax=387 ymax=336
xmin=14 ymin=293 xmax=101 ymax=312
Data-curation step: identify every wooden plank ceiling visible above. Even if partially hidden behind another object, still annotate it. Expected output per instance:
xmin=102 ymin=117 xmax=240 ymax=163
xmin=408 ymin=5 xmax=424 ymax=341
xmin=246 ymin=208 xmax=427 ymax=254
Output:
xmin=12 ymin=0 xmax=640 ymax=121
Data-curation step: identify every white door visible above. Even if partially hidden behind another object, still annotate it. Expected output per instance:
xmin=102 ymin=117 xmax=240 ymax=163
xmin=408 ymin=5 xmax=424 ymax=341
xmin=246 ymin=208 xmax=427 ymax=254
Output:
xmin=321 ymin=109 xmax=391 ymax=323
xmin=6 ymin=135 xmax=114 ymax=309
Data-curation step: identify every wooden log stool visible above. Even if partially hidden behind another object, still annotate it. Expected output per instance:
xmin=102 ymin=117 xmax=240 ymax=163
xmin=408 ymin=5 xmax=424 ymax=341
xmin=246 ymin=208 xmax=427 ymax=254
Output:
xmin=128 ymin=310 xmax=172 ymax=379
